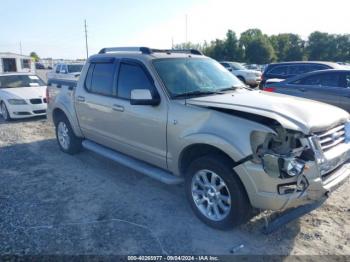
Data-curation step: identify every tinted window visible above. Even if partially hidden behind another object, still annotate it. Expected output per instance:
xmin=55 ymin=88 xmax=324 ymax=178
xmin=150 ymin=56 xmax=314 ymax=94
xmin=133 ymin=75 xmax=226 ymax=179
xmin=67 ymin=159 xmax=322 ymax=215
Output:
xmin=220 ymin=63 xmax=230 ymax=68
xmin=90 ymin=63 xmax=115 ymax=96
xmin=84 ymin=64 xmax=95 ymax=91
xmin=67 ymin=64 xmax=83 ymax=73
xmin=288 ymin=65 xmax=306 ymax=75
xmin=55 ymin=64 xmax=61 ymax=73
xmin=117 ymin=63 xmax=154 ymax=99
xmin=296 ymin=73 xmax=341 ymax=87
xmin=268 ymin=65 xmax=289 ymax=76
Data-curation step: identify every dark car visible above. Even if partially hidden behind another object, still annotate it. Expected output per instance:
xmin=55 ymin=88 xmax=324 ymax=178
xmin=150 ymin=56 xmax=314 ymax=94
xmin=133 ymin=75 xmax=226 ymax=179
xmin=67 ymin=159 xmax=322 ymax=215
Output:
xmin=35 ymin=62 xmax=45 ymax=69
xmin=263 ymin=69 xmax=350 ymax=112
xmin=261 ymin=61 xmax=342 ymax=87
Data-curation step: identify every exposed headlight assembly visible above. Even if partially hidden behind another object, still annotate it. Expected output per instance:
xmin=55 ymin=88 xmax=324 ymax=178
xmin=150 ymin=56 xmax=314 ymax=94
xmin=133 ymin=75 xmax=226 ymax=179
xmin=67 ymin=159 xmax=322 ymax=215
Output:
xmin=251 ymin=128 xmax=309 ymax=179
xmin=7 ymin=99 xmax=27 ymax=105
xmin=262 ymin=154 xmax=305 ymax=179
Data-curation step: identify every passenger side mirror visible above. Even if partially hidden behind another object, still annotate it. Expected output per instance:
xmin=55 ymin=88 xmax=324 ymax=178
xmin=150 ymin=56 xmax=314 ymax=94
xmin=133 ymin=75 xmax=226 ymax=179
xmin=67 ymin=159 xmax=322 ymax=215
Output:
xmin=228 ymin=68 xmax=233 ymax=72
xmin=130 ymin=89 xmax=160 ymax=106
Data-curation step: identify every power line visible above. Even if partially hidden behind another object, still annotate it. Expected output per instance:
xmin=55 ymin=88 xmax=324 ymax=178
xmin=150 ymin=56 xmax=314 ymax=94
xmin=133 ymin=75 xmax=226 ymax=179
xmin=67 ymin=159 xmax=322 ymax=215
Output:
xmin=84 ymin=19 xmax=89 ymax=59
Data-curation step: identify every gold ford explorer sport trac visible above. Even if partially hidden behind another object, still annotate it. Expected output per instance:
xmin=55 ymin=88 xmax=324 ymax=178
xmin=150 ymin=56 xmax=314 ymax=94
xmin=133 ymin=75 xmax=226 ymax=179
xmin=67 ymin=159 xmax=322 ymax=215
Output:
xmin=47 ymin=47 xmax=350 ymax=232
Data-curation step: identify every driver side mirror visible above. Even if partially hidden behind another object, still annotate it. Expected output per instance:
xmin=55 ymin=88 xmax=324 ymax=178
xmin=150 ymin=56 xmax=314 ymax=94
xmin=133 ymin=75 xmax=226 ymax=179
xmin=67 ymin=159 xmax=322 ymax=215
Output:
xmin=130 ymin=89 xmax=160 ymax=106
xmin=227 ymin=68 xmax=233 ymax=72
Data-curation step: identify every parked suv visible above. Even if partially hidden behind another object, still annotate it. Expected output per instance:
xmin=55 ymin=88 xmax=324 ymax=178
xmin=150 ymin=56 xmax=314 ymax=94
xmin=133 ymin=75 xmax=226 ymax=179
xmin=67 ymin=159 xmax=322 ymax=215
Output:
xmin=48 ymin=47 xmax=350 ymax=230
xmin=261 ymin=61 xmax=342 ymax=87
xmin=220 ymin=61 xmax=261 ymax=87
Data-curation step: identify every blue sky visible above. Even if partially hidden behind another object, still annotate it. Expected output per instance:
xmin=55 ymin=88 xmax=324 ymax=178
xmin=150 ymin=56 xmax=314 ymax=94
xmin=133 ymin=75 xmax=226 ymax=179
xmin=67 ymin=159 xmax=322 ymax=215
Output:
xmin=1 ymin=0 xmax=349 ymax=59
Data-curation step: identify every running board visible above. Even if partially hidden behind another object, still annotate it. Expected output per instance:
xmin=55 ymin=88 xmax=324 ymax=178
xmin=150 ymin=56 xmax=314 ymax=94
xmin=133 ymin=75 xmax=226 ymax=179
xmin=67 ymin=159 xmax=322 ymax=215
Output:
xmin=82 ymin=140 xmax=183 ymax=185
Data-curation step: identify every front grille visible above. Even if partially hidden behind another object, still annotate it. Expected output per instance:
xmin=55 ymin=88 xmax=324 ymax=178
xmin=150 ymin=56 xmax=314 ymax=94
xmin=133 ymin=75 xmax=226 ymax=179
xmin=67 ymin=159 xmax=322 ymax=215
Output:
xmin=33 ymin=110 xmax=46 ymax=114
xmin=30 ymin=98 xmax=42 ymax=104
xmin=316 ymin=124 xmax=346 ymax=152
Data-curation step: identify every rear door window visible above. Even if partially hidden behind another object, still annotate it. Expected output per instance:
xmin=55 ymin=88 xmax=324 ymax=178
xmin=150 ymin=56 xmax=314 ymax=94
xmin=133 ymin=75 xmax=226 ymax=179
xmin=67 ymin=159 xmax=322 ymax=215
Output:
xmin=89 ymin=63 xmax=116 ymax=96
xmin=295 ymin=73 xmax=341 ymax=87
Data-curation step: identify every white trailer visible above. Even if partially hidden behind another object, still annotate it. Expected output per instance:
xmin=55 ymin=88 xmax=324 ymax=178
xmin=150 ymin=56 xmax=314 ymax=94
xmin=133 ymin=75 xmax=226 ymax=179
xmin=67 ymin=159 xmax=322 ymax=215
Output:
xmin=0 ymin=53 xmax=35 ymax=74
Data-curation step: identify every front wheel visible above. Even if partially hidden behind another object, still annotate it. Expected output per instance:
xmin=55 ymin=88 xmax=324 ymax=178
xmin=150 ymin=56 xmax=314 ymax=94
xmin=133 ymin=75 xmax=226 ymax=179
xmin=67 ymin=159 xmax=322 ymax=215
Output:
xmin=1 ymin=102 xmax=11 ymax=121
xmin=55 ymin=115 xmax=82 ymax=154
xmin=185 ymin=155 xmax=251 ymax=230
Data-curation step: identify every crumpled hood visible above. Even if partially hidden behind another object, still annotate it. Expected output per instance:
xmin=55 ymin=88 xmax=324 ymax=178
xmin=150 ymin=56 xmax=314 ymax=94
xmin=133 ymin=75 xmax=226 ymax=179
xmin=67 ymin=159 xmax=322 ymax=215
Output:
xmin=187 ymin=89 xmax=349 ymax=134
xmin=1 ymin=86 xmax=46 ymax=100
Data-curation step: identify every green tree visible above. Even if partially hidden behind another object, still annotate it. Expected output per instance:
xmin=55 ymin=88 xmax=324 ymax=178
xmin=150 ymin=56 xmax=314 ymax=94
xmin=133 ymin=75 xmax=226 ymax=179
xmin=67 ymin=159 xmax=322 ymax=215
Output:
xmin=30 ymin=52 xmax=40 ymax=62
xmin=203 ymin=30 xmax=244 ymax=61
xmin=173 ymin=42 xmax=203 ymax=51
xmin=239 ymin=29 xmax=276 ymax=63
xmin=307 ymin=32 xmax=337 ymax=61
xmin=269 ymin=33 xmax=305 ymax=61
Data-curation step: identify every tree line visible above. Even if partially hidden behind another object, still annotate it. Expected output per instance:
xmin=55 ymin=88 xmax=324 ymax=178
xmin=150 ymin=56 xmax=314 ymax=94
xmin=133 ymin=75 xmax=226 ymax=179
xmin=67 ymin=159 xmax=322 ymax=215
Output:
xmin=175 ymin=29 xmax=350 ymax=64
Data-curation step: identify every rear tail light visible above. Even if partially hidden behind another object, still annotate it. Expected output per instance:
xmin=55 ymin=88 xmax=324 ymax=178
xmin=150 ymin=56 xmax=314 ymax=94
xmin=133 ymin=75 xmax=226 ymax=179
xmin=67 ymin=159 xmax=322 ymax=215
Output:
xmin=264 ymin=87 xmax=276 ymax=92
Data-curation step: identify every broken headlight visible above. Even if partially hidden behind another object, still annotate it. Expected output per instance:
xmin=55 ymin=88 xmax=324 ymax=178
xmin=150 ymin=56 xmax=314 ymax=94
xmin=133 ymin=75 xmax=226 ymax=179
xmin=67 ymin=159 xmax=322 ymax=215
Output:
xmin=251 ymin=127 xmax=310 ymax=179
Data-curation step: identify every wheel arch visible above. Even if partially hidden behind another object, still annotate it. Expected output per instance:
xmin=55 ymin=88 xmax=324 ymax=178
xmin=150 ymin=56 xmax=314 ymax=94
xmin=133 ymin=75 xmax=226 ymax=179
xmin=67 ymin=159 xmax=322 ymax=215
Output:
xmin=52 ymin=106 xmax=83 ymax=137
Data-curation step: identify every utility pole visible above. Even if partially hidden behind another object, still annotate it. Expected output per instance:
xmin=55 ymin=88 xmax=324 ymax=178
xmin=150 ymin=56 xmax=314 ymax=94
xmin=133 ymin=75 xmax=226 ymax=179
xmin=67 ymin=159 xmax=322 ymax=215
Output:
xmin=19 ymin=41 xmax=22 ymax=55
xmin=185 ymin=14 xmax=188 ymax=43
xmin=84 ymin=19 xmax=89 ymax=59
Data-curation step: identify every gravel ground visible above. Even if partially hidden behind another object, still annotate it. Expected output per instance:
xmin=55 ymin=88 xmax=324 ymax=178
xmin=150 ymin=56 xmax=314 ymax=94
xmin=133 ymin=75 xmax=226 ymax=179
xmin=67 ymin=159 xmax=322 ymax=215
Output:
xmin=0 ymin=116 xmax=349 ymax=256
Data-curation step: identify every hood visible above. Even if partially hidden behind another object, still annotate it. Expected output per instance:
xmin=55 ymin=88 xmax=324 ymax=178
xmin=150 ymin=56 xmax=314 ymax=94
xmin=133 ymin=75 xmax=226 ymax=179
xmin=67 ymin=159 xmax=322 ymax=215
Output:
xmin=187 ymin=89 xmax=349 ymax=134
xmin=1 ymin=86 xmax=46 ymax=100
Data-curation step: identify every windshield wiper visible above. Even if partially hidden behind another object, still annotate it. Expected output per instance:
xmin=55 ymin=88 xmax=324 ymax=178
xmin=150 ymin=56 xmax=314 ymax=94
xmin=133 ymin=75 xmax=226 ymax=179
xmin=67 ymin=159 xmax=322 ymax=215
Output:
xmin=173 ymin=90 xmax=224 ymax=98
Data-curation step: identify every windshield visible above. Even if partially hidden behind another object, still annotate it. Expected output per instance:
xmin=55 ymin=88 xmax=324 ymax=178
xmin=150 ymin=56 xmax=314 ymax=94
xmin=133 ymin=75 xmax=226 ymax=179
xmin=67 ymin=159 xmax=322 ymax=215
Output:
xmin=67 ymin=64 xmax=83 ymax=73
xmin=0 ymin=75 xmax=45 ymax=88
xmin=153 ymin=58 xmax=244 ymax=98
xmin=230 ymin=62 xmax=246 ymax=70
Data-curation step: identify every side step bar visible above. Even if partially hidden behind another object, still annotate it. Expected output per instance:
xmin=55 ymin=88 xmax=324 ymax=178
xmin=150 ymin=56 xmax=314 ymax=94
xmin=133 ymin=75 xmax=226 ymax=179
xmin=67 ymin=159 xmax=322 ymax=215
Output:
xmin=82 ymin=140 xmax=184 ymax=185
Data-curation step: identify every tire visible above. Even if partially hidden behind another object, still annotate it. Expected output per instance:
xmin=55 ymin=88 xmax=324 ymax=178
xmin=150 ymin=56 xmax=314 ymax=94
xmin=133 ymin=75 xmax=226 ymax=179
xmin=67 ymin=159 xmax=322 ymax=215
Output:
xmin=237 ymin=76 xmax=246 ymax=84
xmin=55 ymin=115 xmax=82 ymax=154
xmin=1 ymin=102 xmax=11 ymax=121
xmin=185 ymin=155 xmax=251 ymax=230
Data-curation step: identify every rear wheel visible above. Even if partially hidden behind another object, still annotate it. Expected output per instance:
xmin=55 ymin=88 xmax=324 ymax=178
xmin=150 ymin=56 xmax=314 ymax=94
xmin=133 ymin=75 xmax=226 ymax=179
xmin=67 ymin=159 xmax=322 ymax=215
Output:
xmin=55 ymin=115 xmax=82 ymax=154
xmin=1 ymin=102 xmax=11 ymax=121
xmin=185 ymin=155 xmax=251 ymax=230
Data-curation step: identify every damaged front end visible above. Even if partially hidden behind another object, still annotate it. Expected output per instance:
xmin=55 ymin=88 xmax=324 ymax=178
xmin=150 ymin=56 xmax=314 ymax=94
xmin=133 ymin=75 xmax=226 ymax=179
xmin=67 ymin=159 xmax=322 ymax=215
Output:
xmin=251 ymin=127 xmax=312 ymax=198
xmin=250 ymin=121 xmax=350 ymax=207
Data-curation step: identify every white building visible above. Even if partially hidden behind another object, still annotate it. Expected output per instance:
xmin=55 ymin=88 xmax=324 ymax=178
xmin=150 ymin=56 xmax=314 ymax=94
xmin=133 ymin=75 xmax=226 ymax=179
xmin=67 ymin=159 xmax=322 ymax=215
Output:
xmin=0 ymin=52 xmax=35 ymax=74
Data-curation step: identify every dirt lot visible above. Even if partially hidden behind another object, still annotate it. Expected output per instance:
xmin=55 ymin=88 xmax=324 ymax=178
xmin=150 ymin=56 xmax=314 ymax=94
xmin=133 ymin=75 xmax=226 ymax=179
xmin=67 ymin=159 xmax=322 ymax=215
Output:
xmin=0 ymin=117 xmax=349 ymax=256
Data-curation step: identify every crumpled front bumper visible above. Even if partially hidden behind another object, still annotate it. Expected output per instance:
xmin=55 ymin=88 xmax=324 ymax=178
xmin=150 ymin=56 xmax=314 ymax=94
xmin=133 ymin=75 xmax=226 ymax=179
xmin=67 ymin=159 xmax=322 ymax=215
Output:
xmin=235 ymin=142 xmax=350 ymax=211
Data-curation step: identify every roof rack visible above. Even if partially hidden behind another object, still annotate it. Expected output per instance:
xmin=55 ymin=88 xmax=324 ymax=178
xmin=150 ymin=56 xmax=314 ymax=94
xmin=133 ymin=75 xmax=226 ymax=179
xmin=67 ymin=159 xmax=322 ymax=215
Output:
xmin=98 ymin=47 xmax=203 ymax=56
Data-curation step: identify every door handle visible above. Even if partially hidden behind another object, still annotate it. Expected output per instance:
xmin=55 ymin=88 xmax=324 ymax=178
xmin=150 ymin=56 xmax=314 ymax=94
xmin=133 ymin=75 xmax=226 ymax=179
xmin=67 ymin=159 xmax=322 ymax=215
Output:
xmin=76 ymin=96 xmax=85 ymax=102
xmin=112 ymin=104 xmax=124 ymax=112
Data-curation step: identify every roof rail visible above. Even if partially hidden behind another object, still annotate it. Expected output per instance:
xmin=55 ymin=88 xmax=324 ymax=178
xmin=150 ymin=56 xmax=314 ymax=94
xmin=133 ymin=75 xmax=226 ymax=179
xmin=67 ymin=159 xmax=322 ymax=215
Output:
xmin=98 ymin=47 xmax=203 ymax=56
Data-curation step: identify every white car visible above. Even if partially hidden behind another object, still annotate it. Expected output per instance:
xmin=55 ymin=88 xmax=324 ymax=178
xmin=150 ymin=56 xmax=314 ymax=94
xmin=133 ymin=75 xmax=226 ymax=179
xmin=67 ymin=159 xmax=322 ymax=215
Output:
xmin=220 ymin=61 xmax=262 ymax=87
xmin=0 ymin=73 xmax=47 ymax=121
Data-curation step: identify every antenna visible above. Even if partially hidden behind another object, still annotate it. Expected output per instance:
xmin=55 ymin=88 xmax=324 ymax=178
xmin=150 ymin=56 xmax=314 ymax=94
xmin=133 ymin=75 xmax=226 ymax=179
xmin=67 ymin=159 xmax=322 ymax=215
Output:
xmin=84 ymin=19 xmax=89 ymax=59
xmin=19 ymin=41 xmax=22 ymax=55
